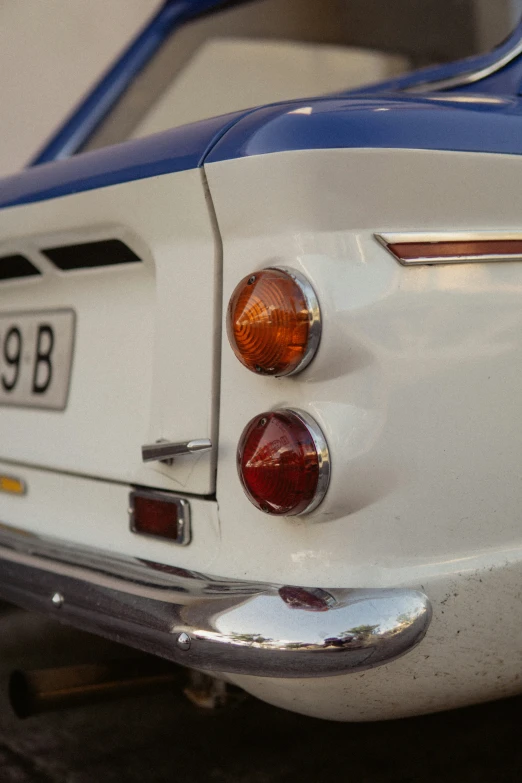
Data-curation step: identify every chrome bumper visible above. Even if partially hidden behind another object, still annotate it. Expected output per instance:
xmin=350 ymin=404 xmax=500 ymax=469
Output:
xmin=0 ymin=527 xmax=431 ymax=678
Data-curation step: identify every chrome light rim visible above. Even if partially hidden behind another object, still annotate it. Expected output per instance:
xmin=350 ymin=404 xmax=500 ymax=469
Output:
xmin=280 ymin=408 xmax=330 ymax=515
xmin=269 ymin=266 xmax=321 ymax=377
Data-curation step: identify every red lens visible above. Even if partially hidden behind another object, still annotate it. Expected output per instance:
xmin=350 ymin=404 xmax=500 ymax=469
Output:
xmin=130 ymin=492 xmax=190 ymax=544
xmin=237 ymin=410 xmax=329 ymax=516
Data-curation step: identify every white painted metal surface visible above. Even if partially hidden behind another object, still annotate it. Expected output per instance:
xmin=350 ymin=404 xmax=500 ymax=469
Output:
xmin=203 ymin=145 xmax=522 ymax=717
xmin=4 ymin=145 xmax=522 ymax=719
xmin=228 ymin=559 xmax=522 ymax=720
xmin=0 ymin=170 xmax=219 ymax=495
xmin=205 ymin=146 xmax=522 ymax=587
xmin=0 ymin=460 xmax=220 ymax=574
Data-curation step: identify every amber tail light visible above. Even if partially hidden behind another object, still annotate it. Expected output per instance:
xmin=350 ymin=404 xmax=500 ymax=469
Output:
xmin=237 ymin=409 xmax=330 ymax=516
xmin=226 ymin=268 xmax=321 ymax=377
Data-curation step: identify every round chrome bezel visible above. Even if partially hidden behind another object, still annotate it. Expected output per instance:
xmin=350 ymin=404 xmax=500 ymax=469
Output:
xmin=266 ymin=266 xmax=321 ymax=377
xmin=275 ymin=408 xmax=331 ymax=516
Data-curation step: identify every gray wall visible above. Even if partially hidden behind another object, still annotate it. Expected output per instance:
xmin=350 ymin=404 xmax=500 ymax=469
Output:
xmin=339 ymin=0 xmax=473 ymax=64
xmin=474 ymin=0 xmax=521 ymax=49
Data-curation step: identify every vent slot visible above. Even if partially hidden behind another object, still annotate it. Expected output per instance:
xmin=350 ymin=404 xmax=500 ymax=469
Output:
xmin=0 ymin=255 xmax=41 ymax=281
xmin=41 ymin=239 xmax=141 ymax=271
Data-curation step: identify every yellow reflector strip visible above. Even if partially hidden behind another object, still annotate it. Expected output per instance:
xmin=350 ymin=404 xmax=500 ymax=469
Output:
xmin=0 ymin=475 xmax=26 ymax=495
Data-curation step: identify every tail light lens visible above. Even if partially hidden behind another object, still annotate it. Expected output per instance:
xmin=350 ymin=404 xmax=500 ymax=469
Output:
xmin=129 ymin=490 xmax=191 ymax=545
xmin=226 ymin=267 xmax=321 ymax=377
xmin=237 ymin=409 xmax=330 ymax=516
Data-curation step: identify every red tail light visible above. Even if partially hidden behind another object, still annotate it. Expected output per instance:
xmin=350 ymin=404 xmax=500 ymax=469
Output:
xmin=237 ymin=409 xmax=330 ymax=516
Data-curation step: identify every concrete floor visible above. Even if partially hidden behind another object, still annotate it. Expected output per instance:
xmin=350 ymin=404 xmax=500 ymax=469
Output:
xmin=0 ymin=604 xmax=521 ymax=782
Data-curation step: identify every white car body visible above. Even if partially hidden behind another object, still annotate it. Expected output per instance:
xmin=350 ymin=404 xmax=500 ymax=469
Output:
xmin=1 ymin=2 xmax=522 ymax=722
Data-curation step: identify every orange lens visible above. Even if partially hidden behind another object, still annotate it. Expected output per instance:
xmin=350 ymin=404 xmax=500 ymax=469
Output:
xmin=226 ymin=268 xmax=319 ymax=376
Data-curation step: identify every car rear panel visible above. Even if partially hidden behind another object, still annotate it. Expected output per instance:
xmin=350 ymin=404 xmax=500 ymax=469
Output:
xmin=0 ymin=169 xmax=220 ymax=495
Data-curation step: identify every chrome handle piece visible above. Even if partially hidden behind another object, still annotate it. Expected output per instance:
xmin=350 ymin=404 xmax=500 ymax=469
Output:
xmin=141 ymin=438 xmax=212 ymax=464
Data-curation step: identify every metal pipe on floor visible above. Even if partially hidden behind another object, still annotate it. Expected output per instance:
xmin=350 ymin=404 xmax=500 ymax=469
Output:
xmin=9 ymin=657 xmax=185 ymax=718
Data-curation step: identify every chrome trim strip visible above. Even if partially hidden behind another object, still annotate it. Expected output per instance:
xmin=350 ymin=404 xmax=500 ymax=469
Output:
xmin=405 ymin=36 xmax=522 ymax=93
xmin=270 ymin=267 xmax=322 ymax=377
xmin=375 ymin=232 xmax=522 ymax=266
xmin=0 ymin=526 xmax=431 ymax=678
xmin=129 ymin=489 xmax=191 ymax=546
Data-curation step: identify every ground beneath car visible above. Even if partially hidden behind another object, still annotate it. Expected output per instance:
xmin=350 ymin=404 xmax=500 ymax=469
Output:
xmin=0 ymin=602 xmax=519 ymax=782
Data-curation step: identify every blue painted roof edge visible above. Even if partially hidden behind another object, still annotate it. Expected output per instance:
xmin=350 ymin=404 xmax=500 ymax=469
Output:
xmin=0 ymin=108 xmax=254 ymax=210
xmin=205 ymin=93 xmax=522 ymax=164
xmin=4 ymin=92 xmax=522 ymax=211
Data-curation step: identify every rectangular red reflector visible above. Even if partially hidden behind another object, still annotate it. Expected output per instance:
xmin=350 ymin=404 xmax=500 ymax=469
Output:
xmin=130 ymin=490 xmax=190 ymax=545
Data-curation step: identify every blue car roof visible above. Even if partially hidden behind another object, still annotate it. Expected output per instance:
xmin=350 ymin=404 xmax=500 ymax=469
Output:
xmin=1 ymin=90 xmax=522 ymax=210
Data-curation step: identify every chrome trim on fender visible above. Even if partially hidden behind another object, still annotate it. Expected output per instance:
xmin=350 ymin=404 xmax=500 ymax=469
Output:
xmin=0 ymin=526 xmax=431 ymax=678
xmin=375 ymin=232 xmax=522 ymax=266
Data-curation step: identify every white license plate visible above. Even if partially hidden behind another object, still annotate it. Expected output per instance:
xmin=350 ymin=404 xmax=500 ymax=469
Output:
xmin=0 ymin=309 xmax=76 ymax=410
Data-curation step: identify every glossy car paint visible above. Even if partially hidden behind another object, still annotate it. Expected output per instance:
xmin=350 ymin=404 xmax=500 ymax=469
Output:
xmin=0 ymin=169 xmax=220 ymax=495
xmin=0 ymin=109 xmax=251 ymax=208
xmin=4 ymin=93 xmax=522 ymax=214
xmin=205 ymin=93 xmax=522 ymax=162
xmin=206 ymin=145 xmax=522 ymax=587
xmin=2 ymin=13 xmax=522 ymax=720
xmin=28 ymin=4 xmax=522 ymax=167
xmin=227 ymin=559 xmax=522 ymax=721
xmin=205 ymin=145 xmax=522 ymax=717
xmin=3 ymin=144 xmax=522 ymax=720
xmin=0 ymin=460 xmax=221 ymax=573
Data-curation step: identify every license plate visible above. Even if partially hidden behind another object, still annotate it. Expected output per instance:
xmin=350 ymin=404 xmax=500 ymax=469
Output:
xmin=0 ymin=309 xmax=76 ymax=410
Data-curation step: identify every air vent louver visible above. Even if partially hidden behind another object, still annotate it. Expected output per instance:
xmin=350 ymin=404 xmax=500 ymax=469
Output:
xmin=42 ymin=239 xmax=141 ymax=271
xmin=0 ymin=255 xmax=41 ymax=281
